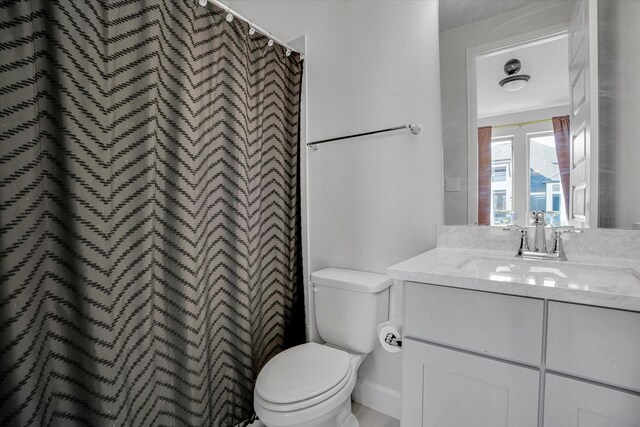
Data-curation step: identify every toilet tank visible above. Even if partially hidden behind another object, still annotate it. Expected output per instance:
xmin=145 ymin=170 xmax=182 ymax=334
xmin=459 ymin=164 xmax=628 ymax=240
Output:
xmin=311 ymin=268 xmax=392 ymax=354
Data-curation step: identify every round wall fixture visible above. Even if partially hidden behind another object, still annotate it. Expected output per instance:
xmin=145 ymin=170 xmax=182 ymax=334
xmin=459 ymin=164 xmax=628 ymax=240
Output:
xmin=499 ymin=59 xmax=531 ymax=92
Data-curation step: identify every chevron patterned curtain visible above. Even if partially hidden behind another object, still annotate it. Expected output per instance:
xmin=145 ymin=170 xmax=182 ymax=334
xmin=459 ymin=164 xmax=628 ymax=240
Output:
xmin=0 ymin=1 xmax=304 ymax=426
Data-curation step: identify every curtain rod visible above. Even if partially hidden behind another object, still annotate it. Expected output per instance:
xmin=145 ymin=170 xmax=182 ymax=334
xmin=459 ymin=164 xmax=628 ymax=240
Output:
xmin=203 ymin=0 xmax=302 ymax=58
xmin=307 ymin=124 xmax=422 ymax=148
xmin=490 ymin=118 xmax=552 ymax=129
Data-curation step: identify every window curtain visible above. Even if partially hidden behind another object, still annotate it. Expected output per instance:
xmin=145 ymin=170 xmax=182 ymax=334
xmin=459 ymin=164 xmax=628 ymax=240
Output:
xmin=0 ymin=1 xmax=304 ymax=426
xmin=478 ymin=126 xmax=493 ymax=225
xmin=552 ymin=115 xmax=571 ymax=220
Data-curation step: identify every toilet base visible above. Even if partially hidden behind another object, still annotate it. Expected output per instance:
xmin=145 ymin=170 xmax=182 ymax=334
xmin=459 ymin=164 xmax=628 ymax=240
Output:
xmin=341 ymin=412 xmax=359 ymax=427
xmin=256 ymin=397 xmax=359 ymax=427
xmin=325 ymin=399 xmax=358 ymax=427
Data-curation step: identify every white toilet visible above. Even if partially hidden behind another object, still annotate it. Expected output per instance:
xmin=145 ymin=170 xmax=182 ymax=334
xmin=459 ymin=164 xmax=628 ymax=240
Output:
xmin=254 ymin=268 xmax=393 ymax=427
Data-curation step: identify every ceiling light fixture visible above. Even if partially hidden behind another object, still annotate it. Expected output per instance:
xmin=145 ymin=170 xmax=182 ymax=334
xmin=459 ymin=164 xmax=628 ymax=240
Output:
xmin=499 ymin=59 xmax=531 ymax=92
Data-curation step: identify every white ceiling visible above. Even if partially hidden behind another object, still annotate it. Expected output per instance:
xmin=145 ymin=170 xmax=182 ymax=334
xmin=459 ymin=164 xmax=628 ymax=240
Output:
xmin=439 ymin=0 xmax=532 ymax=32
xmin=476 ymin=35 xmax=569 ymax=118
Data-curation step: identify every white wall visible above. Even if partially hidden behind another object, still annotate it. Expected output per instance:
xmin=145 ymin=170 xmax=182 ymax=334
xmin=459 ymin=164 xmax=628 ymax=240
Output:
xmin=440 ymin=1 xmax=574 ymax=225
xmin=225 ymin=0 xmax=443 ymax=418
xmin=598 ymin=0 xmax=640 ymax=229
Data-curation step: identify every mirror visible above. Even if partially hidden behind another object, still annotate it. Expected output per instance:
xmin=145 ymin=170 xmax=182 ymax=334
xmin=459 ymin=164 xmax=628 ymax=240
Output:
xmin=440 ymin=0 xmax=640 ymax=229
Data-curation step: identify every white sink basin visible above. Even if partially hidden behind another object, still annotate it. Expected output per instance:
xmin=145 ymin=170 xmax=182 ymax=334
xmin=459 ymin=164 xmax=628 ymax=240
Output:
xmin=457 ymin=256 xmax=640 ymax=292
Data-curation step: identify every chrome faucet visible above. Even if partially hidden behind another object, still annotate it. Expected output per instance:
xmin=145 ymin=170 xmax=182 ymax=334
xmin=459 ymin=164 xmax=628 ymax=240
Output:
xmin=532 ymin=211 xmax=547 ymax=252
xmin=504 ymin=211 xmax=582 ymax=261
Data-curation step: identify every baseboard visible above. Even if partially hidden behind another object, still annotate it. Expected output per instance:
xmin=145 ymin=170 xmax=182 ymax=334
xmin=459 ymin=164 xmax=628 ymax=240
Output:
xmin=351 ymin=378 xmax=402 ymax=420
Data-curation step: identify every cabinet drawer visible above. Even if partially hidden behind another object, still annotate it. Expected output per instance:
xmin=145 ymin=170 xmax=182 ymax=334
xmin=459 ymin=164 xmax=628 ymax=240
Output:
xmin=544 ymin=374 xmax=640 ymax=427
xmin=547 ymin=301 xmax=640 ymax=392
xmin=405 ymin=283 xmax=544 ymax=365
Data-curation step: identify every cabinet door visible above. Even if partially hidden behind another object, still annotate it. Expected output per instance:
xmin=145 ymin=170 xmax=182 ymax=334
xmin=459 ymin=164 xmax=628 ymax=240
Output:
xmin=402 ymin=339 xmax=539 ymax=427
xmin=544 ymin=374 xmax=640 ymax=427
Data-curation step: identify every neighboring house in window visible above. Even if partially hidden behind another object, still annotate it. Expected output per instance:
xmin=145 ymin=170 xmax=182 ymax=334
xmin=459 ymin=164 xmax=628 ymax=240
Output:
xmin=490 ymin=140 xmax=513 ymax=225
xmin=529 ymin=138 xmax=564 ymax=226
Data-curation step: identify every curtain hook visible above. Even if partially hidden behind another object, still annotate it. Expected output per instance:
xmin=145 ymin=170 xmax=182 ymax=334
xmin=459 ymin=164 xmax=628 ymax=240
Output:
xmin=226 ymin=13 xmax=234 ymax=22
xmin=198 ymin=0 xmax=207 ymax=6
xmin=267 ymin=39 xmax=274 ymax=47
xmin=249 ymin=27 xmax=256 ymax=36
xmin=285 ymin=49 xmax=291 ymax=57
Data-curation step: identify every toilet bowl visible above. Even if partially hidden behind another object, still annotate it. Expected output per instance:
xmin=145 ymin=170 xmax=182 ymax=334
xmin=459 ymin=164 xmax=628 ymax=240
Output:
xmin=254 ymin=342 xmax=365 ymax=427
xmin=254 ymin=268 xmax=393 ymax=427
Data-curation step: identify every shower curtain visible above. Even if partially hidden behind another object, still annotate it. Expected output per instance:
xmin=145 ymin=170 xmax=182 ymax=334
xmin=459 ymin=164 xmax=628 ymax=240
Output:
xmin=0 ymin=0 xmax=304 ymax=426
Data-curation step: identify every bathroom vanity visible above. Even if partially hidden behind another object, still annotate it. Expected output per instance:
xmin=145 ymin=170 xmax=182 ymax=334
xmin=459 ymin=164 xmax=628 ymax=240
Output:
xmin=389 ymin=226 xmax=640 ymax=427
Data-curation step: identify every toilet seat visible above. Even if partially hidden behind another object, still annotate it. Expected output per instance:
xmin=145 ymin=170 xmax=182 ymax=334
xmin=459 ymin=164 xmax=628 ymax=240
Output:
xmin=255 ymin=343 xmax=352 ymax=412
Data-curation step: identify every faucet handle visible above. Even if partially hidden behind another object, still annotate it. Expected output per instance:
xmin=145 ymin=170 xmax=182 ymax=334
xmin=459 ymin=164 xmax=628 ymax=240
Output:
xmin=503 ymin=225 xmax=526 ymax=232
xmin=550 ymin=227 xmax=582 ymax=261
xmin=503 ymin=226 xmax=530 ymax=254
xmin=503 ymin=225 xmax=528 ymax=237
xmin=552 ymin=226 xmax=583 ymax=236
xmin=504 ymin=225 xmax=529 ymax=237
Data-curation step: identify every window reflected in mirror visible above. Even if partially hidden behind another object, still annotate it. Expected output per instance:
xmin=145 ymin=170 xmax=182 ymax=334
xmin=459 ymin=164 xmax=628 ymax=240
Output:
xmin=477 ymin=119 xmax=571 ymax=227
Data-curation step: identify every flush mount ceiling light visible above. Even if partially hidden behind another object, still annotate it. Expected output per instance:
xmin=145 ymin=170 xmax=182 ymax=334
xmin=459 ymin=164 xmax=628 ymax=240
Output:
xmin=499 ymin=59 xmax=531 ymax=92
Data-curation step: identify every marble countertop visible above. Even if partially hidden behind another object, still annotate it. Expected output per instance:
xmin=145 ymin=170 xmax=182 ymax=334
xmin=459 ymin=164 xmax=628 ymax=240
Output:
xmin=388 ymin=247 xmax=640 ymax=312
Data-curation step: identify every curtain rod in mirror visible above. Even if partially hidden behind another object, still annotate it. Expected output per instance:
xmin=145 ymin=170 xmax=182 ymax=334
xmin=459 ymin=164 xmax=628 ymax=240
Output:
xmin=490 ymin=118 xmax=552 ymax=129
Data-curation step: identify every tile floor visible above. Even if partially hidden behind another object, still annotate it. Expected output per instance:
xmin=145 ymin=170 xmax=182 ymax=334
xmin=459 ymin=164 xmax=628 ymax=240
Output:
xmin=352 ymin=401 xmax=400 ymax=427
xmin=249 ymin=401 xmax=400 ymax=427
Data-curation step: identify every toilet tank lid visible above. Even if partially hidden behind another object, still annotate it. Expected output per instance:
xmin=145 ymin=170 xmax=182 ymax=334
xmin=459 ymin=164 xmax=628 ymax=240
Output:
xmin=311 ymin=268 xmax=393 ymax=293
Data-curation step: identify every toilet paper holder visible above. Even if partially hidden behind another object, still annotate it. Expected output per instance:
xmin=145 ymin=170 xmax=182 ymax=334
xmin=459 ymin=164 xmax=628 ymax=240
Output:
xmin=384 ymin=333 xmax=402 ymax=349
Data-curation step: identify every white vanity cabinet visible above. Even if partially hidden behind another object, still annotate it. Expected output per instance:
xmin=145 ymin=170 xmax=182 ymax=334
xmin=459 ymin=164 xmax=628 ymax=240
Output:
xmin=544 ymin=374 xmax=640 ymax=427
xmin=544 ymin=301 xmax=640 ymax=427
xmin=403 ymin=339 xmax=539 ymax=427
xmin=402 ymin=283 xmax=543 ymax=427
xmin=404 ymin=283 xmax=544 ymax=364
xmin=401 ymin=282 xmax=640 ymax=427
xmin=546 ymin=301 xmax=640 ymax=392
